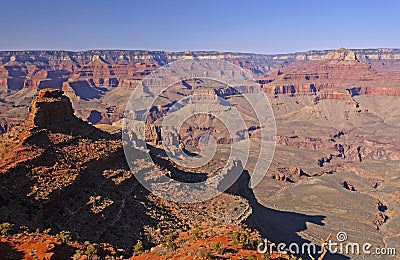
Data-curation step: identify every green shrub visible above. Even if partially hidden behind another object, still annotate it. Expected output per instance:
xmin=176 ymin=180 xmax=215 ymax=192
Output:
xmin=191 ymin=225 xmax=202 ymax=240
xmin=163 ymin=232 xmax=177 ymax=251
xmin=57 ymin=230 xmax=72 ymax=243
xmin=248 ymin=253 xmax=256 ymax=260
xmin=211 ymin=242 xmax=226 ymax=255
xmin=76 ymin=241 xmax=97 ymax=257
xmin=232 ymin=230 xmax=240 ymax=248
xmin=231 ymin=229 xmax=258 ymax=249
xmin=133 ymin=240 xmax=144 ymax=255
xmin=0 ymin=222 xmax=14 ymax=236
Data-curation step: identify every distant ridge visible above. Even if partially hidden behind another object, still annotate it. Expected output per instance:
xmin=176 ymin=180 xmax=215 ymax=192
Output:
xmin=1 ymin=48 xmax=400 ymax=66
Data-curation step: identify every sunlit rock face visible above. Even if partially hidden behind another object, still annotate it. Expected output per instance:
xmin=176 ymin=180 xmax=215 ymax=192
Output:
xmin=259 ymin=48 xmax=400 ymax=100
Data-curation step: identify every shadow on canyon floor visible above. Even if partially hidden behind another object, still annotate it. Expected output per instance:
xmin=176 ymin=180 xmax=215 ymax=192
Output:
xmin=0 ymin=145 xmax=175 ymax=254
xmin=1 ymin=124 xmax=350 ymax=259
xmin=0 ymin=242 xmax=24 ymax=259
xmin=232 ymin=171 xmax=350 ymax=260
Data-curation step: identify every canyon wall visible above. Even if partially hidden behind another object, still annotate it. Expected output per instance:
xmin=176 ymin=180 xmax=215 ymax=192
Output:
xmin=0 ymin=48 xmax=399 ymax=131
xmin=0 ymin=48 xmax=399 ymax=95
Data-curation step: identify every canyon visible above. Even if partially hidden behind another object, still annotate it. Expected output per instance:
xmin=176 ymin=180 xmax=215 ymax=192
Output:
xmin=0 ymin=89 xmax=266 ymax=259
xmin=0 ymin=48 xmax=399 ymax=134
xmin=0 ymin=48 xmax=399 ymax=259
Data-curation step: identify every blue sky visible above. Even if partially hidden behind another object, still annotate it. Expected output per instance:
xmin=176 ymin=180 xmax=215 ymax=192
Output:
xmin=0 ymin=0 xmax=399 ymax=54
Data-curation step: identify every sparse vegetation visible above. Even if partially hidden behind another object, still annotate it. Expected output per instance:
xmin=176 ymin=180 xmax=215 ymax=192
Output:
xmin=57 ymin=230 xmax=72 ymax=243
xmin=0 ymin=222 xmax=14 ymax=236
xmin=76 ymin=241 xmax=98 ymax=258
xmin=248 ymin=253 xmax=257 ymax=260
xmin=163 ymin=232 xmax=177 ymax=251
xmin=42 ymin=228 xmax=51 ymax=235
xmin=191 ymin=224 xmax=202 ymax=240
xmin=262 ymin=252 xmax=271 ymax=260
xmin=232 ymin=230 xmax=240 ymax=248
xmin=195 ymin=248 xmax=213 ymax=259
xmin=19 ymin=225 xmax=29 ymax=235
xmin=231 ymin=229 xmax=258 ymax=249
xmin=29 ymin=249 xmax=37 ymax=256
xmin=133 ymin=240 xmax=144 ymax=255
xmin=211 ymin=241 xmax=226 ymax=255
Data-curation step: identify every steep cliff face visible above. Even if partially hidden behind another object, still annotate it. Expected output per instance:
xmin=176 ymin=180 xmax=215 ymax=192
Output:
xmin=0 ymin=89 xmax=256 ymax=256
xmin=28 ymin=89 xmax=74 ymax=128
xmin=259 ymin=48 xmax=400 ymax=100
xmin=1 ymin=48 xmax=398 ymax=98
xmin=0 ymin=48 xmax=399 ymax=94
xmin=0 ymin=48 xmax=399 ymax=134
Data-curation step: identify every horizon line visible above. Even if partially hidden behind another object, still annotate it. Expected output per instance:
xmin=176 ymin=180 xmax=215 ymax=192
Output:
xmin=0 ymin=47 xmax=399 ymax=57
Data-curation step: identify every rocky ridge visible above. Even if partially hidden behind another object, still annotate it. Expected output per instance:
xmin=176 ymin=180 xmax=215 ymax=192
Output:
xmin=0 ymin=89 xmax=264 ymax=258
xmin=0 ymin=48 xmax=399 ymax=135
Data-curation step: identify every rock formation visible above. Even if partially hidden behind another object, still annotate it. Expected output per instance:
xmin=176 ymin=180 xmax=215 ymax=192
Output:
xmin=28 ymin=89 xmax=74 ymax=128
xmin=325 ymin=48 xmax=357 ymax=61
xmin=0 ymin=89 xmax=260 ymax=258
xmin=0 ymin=48 xmax=398 ymax=97
xmin=0 ymin=48 xmax=399 ymax=135
xmin=259 ymin=48 xmax=400 ymax=100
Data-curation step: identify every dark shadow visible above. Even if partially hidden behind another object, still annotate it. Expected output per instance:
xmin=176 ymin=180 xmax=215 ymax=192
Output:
xmin=69 ymin=81 xmax=106 ymax=100
xmin=0 ymin=125 xmax=182 ymax=257
xmin=181 ymin=80 xmax=193 ymax=89
xmin=87 ymin=110 xmax=102 ymax=124
xmin=39 ymin=146 xmax=182 ymax=253
xmin=0 ymin=145 xmax=175 ymax=256
xmin=4 ymin=65 xmax=27 ymax=91
xmin=310 ymin=84 xmax=317 ymax=93
xmin=0 ymin=242 xmax=24 ymax=259
xmin=37 ymin=70 xmax=70 ymax=90
xmin=226 ymin=170 xmax=350 ymax=260
xmin=6 ymin=78 xmax=25 ymax=91
xmin=378 ymin=204 xmax=387 ymax=213
xmin=51 ymin=243 xmax=75 ymax=260
xmin=182 ymin=147 xmax=199 ymax=157
xmin=0 ymin=118 xmax=348 ymax=259
xmin=147 ymin=144 xmax=207 ymax=183
xmin=24 ymin=117 xmax=118 ymax=147
xmin=346 ymin=87 xmax=361 ymax=97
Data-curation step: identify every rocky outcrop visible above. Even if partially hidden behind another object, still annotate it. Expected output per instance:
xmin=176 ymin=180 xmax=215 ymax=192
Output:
xmin=268 ymin=167 xmax=308 ymax=183
xmin=259 ymin=48 xmax=400 ymax=99
xmin=341 ymin=180 xmax=356 ymax=191
xmin=373 ymin=212 xmax=388 ymax=230
xmin=87 ymin=108 xmax=122 ymax=125
xmin=28 ymin=89 xmax=74 ymax=128
xmin=325 ymin=48 xmax=357 ymax=62
xmin=276 ymin=128 xmax=400 ymax=165
xmin=276 ymin=135 xmax=325 ymax=150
